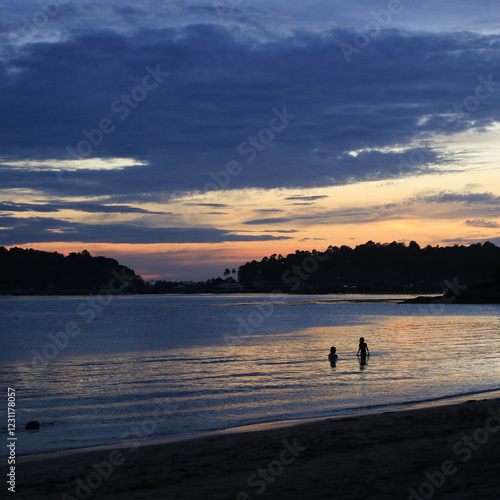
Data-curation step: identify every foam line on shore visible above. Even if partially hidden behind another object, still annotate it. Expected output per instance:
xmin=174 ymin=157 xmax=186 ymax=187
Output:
xmin=18 ymin=388 xmax=500 ymax=464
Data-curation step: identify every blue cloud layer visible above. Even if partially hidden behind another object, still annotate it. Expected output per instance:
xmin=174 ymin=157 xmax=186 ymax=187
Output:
xmin=0 ymin=22 xmax=498 ymax=199
xmin=0 ymin=216 xmax=292 ymax=245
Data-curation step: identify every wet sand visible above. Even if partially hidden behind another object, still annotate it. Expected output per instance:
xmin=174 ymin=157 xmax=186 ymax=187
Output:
xmin=16 ymin=397 xmax=500 ymax=499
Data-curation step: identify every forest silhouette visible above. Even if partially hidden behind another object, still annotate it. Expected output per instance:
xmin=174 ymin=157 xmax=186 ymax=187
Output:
xmin=0 ymin=247 xmax=143 ymax=294
xmin=236 ymin=240 xmax=500 ymax=293
xmin=1 ymin=241 xmax=499 ymax=296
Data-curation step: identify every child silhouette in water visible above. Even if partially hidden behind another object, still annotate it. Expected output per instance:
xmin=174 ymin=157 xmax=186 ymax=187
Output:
xmin=328 ymin=346 xmax=338 ymax=364
xmin=357 ymin=337 xmax=370 ymax=364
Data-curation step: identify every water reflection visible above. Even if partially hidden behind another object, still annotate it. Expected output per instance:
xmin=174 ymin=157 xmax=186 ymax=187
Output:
xmin=358 ymin=356 xmax=369 ymax=370
xmin=3 ymin=296 xmax=500 ymax=455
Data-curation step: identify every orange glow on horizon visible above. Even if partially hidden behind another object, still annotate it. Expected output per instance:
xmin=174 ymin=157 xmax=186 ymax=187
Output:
xmin=3 ymin=162 xmax=500 ymax=280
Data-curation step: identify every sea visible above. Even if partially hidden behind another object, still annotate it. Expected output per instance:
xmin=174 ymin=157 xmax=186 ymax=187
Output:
xmin=1 ymin=293 xmax=500 ymax=457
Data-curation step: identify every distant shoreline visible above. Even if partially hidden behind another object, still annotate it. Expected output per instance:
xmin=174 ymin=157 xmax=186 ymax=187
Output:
xmin=3 ymin=290 xmax=500 ymax=304
xmin=403 ymin=280 xmax=500 ymax=305
xmin=0 ymin=291 xmax=424 ymax=303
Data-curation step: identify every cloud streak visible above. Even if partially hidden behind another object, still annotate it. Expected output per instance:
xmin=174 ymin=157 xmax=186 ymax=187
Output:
xmin=0 ymin=201 xmax=165 ymax=215
xmin=0 ymin=216 xmax=293 ymax=245
xmin=242 ymin=191 xmax=500 ymax=226
xmin=465 ymin=219 xmax=500 ymax=228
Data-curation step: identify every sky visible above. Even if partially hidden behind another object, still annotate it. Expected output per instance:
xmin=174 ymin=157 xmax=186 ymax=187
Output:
xmin=1 ymin=0 xmax=500 ymax=280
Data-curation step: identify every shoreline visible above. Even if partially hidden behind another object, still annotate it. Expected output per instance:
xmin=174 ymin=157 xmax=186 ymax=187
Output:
xmin=1 ymin=292 xmax=430 ymax=299
xmin=18 ymin=387 xmax=500 ymax=464
xmin=5 ymin=291 xmax=500 ymax=305
xmin=15 ymin=394 xmax=500 ymax=499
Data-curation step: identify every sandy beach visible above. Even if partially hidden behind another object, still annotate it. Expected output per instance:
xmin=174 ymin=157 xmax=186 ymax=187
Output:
xmin=14 ymin=396 xmax=500 ymax=500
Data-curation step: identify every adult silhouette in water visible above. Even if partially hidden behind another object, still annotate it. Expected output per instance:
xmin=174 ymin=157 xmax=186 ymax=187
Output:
xmin=357 ymin=337 xmax=370 ymax=366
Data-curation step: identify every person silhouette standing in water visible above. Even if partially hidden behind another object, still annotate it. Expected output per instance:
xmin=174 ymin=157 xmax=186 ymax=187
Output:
xmin=328 ymin=346 xmax=338 ymax=366
xmin=357 ymin=337 xmax=370 ymax=365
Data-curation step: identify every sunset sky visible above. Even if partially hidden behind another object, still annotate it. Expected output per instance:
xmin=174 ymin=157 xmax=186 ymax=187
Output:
xmin=1 ymin=0 xmax=500 ymax=280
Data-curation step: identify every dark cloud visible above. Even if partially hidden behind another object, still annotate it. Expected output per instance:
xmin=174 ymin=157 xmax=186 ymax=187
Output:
xmin=0 ymin=216 xmax=292 ymax=245
xmin=262 ymin=229 xmax=298 ymax=233
xmin=465 ymin=219 xmax=500 ymax=228
xmin=254 ymin=209 xmax=284 ymax=213
xmin=0 ymin=24 xmax=499 ymax=199
xmin=442 ymin=236 xmax=500 ymax=246
xmin=421 ymin=192 xmax=500 ymax=205
xmin=186 ymin=203 xmax=229 ymax=208
xmin=243 ymin=217 xmax=294 ymax=226
xmin=0 ymin=201 xmax=164 ymax=214
xmin=285 ymin=195 xmax=328 ymax=201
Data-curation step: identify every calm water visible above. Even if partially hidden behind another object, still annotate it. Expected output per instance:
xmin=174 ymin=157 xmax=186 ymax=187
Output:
xmin=1 ymin=294 xmax=499 ymax=456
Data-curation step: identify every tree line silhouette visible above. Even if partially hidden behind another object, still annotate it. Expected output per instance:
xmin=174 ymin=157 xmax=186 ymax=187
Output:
xmin=0 ymin=247 xmax=144 ymax=293
xmin=236 ymin=241 xmax=500 ymax=293
xmin=1 ymin=241 xmax=499 ymax=295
